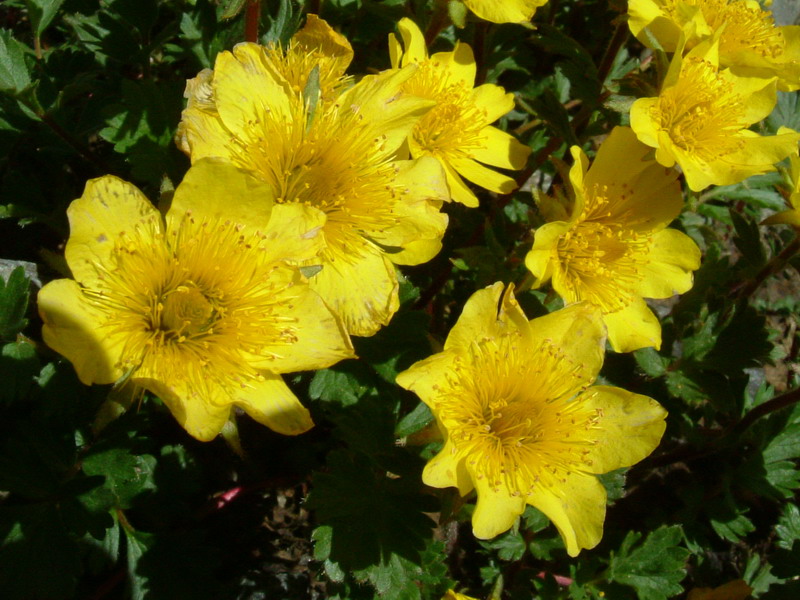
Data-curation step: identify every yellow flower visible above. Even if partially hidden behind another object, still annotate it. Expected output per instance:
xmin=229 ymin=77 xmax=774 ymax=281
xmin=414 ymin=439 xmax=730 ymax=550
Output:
xmin=388 ymin=18 xmax=530 ymax=207
xmin=458 ymin=0 xmax=549 ymax=24
xmin=177 ymin=17 xmax=449 ymax=336
xmin=526 ymin=127 xmax=701 ymax=352
xmin=396 ymin=282 xmax=668 ymax=556
xmin=628 ymin=0 xmax=800 ymax=91
xmin=763 ymin=153 xmax=800 ymax=227
xmin=38 ymin=160 xmax=354 ymax=441
xmin=630 ymin=38 xmax=800 ymax=191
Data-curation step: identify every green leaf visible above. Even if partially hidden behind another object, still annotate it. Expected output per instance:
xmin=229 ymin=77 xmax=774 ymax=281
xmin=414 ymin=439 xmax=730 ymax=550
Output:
xmin=395 ymin=401 xmax=433 ymax=438
xmin=0 ymin=341 xmax=39 ymax=405
xmin=447 ymin=0 xmax=469 ymax=28
xmin=307 ymin=449 xmax=436 ymax=571
xmin=24 ymin=0 xmax=67 ymax=38
xmin=608 ymin=526 xmax=689 ymax=600
xmin=598 ymin=468 xmax=627 ymax=503
xmin=0 ymin=31 xmax=32 ymax=94
xmin=730 ymin=208 xmax=767 ymax=272
xmin=81 ymin=447 xmax=157 ymax=509
xmin=0 ymin=266 xmax=30 ymax=340
xmin=480 ymin=529 xmax=527 ymax=561
xmin=634 ymin=347 xmax=667 ymax=377
xmin=708 ymin=493 xmax=755 ymax=543
xmin=221 ymin=0 xmax=248 ymax=20
xmin=309 ymin=361 xmax=371 ymax=406
xmin=776 ymin=503 xmax=800 ymax=550
xmin=766 ymin=91 xmax=800 ymax=133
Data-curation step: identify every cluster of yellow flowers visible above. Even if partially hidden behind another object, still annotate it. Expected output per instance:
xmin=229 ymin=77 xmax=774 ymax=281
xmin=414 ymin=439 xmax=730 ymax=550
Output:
xmin=628 ymin=0 xmax=800 ymax=191
xmin=34 ymin=0 xmax=799 ymax=564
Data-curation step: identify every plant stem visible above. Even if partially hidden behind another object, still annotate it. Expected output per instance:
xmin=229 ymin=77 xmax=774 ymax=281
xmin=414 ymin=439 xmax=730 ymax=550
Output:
xmin=245 ymin=0 xmax=261 ymax=43
xmin=425 ymin=1 xmax=451 ymax=46
xmin=733 ymin=235 xmax=800 ymax=302
xmin=730 ymin=386 xmax=800 ymax=437
xmin=596 ymin=21 xmax=628 ymax=85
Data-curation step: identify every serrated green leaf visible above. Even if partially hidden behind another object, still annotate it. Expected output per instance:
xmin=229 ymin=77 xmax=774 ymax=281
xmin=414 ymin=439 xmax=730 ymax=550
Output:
xmin=306 ymin=449 xmax=436 ymax=571
xmin=776 ymin=503 xmax=800 ymax=550
xmin=0 ymin=265 xmax=30 ymax=339
xmin=309 ymin=362 xmax=370 ymax=406
xmin=608 ymin=526 xmax=689 ymax=600
xmin=480 ymin=529 xmax=527 ymax=561
xmin=24 ymin=0 xmax=66 ymax=37
xmin=81 ymin=448 xmax=157 ymax=509
xmin=708 ymin=493 xmax=755 ymax=543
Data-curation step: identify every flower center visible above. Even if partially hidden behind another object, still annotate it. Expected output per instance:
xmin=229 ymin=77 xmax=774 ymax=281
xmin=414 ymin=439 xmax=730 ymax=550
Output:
xmin=436 ymin=336 xmax=597 ymax=497
xmin=554 ymin=185 xmax=651 ymax=313
xmin=654 ymin=56 xmax=745 ymax=162
xmin=160 ymin=284 xmax=215 ymax=338
xmin=403 ymin=62 xmax=487 ymax=160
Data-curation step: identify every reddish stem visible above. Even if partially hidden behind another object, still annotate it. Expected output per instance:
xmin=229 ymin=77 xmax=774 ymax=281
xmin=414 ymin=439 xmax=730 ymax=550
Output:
xmin=245 ymin=1 xmax=261 ymax=43
xmin=536 ymin=571 xmax=573 ymax=587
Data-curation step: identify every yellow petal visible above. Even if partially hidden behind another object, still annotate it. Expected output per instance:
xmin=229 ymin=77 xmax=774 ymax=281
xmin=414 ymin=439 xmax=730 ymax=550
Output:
xmin=247 ymin=273 xmax=355 ymax=373
xmin=422 ymin=437 xmax=473 ymax=496
xmin=603 ymin=297 xmax=661 ymax=352
xmin=638 ymin=229 xmax=701 ymax=299
xmin=576 ymin=386 xmax=667 ymax=474
xmin=294 ymin=14 xmax=353 ymax=76
xmin=176 ymin=69 xmax=235 ymax=161
xmin=396 ymin=351 xmax=459 ymax=405
xmin=445 ymin=282 xmax=526 ymax=352
xmin=167 ymin=158 xmax=274 ymax=234
xmin=470 ymin=126 xmax=531 ymax=170
xmin=471 ymin=474 xmax=527 ymax=539
xmin=259 ymin=202 xmax=327 ymax=265
xmin=374 ymin=156 xmax=449 ymax=265
xmin=133 ymin=374 xmax=232 ymax=442
xmin=526 ymin=221 xmax=570 ymax=287
xmin=65 ymin=176 xmax=160 ymax=288
xmin=629 ymin=97 xmax=661 ymax=150
xmin=731 ymin=73 xmax=778 ymax=124
xmin=338 ymin=66 xmax=435 ymax=159
xmin=763 ymin=209 xmax=800 ymax=227
xmin=395 ymin=18 xmax=428 ymax=65
xmin=38 ymin=279 xmax=124 ymax=385
xmin=678 ymin=129 xmax=800 ymax=192
xmin=451 ymin=156 xmax=519 ymax=194
xmin=530 ymin=303 xmax=606 ymax=381
xmin=471 ymin=84 xmax=516 ymax=123
xmin=441 ymin=160 xmax=480 ymax=207
xmin=213 ymin=44 xmax=291 ymax=139
xmin=528 ymin=471 xmax=607 ymax=556
xmin=463 ymin=0 xmax=546 ymax=24
xmin=307 ymin=234 xmax=400 ymax=337
xmin=583 ymin=127 xmax=683 ymax=231
xmin=234 ymin=373 xmax=314 ymax=435
xmin=430 ymin=42 xmax=476 ymax=88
